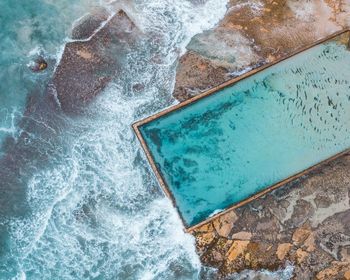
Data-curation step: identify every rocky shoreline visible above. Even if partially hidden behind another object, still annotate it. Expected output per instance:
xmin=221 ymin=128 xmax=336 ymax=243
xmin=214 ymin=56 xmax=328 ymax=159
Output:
xmin=173 ymin=0 xmax=350 ymax=279
xmin=174 ymin=0 xmax=349 ymax=101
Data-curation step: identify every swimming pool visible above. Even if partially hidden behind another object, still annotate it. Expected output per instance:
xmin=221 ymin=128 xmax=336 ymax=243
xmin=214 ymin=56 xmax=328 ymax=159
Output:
xmin=134 ymin=30 xmax=350 ymax=229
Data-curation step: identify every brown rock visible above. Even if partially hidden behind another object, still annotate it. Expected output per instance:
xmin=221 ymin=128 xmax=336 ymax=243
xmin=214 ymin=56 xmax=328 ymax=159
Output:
xmin=174 ymin=0 xmax=347 ymax=102
xmin=276 ymin=243 xmax=292 ymax=260
xmin=29 ymin=56 xmax=48 ymax=72
xmin=226 ymin=240 xmax=250 ymax=262
xmin=304 ymin=232 xmax=316 ymax=252
xmin=231 ymin=231 xmax=252 ymax=241
xmin=316 ymin=262 xmax=350 ymax=280
xmin=52 ymin=9 xmax=141 ymax=114
xmin=194 ymin=222 xmax=216 ymax=250
xmin=200 ymin=237 xmax=233 ymax=267
xmin=213 ymin=211 xmax=238 ymax=238
xmin=295 ymin=248 xmax=308 ymax=264
xmin=292 ymin=227 xmax=312 ymax=246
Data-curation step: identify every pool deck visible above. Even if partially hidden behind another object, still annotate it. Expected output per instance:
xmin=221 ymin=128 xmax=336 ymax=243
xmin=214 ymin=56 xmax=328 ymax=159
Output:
xmin=173 ymin=0 xmax=350 ymax=279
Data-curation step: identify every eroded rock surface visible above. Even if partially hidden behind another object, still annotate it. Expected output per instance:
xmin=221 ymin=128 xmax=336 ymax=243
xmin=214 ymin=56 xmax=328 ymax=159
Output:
xmin=53 ymin=9 xmax=141 ymax=113
xmin=174 ymin=0 xmax=350 ymax=101
xmin=192 ymin=153 xmax=350 ymax=279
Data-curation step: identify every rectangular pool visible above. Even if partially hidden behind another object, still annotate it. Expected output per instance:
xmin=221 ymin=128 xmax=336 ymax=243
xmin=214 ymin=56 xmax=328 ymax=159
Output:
xmin=134 ymin=31 xmax=350 ymax=229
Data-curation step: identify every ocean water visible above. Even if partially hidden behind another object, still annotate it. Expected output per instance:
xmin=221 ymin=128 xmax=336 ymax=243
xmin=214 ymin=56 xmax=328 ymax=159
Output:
xmin=0 ymin=0 xmax=295 ymax=279
xmin=140 ymin=37 xmax=350 ymax=227
xmin=0 ymin=0 xmax=98 ymax=153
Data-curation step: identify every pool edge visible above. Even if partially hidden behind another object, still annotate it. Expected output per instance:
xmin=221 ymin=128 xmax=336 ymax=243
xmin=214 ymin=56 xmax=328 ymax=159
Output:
xmin=132 ymin=28 xmax=350 ymax=232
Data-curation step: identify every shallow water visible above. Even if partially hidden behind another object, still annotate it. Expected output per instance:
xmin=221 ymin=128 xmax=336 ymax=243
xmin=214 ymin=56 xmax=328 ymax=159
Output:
xmin=0 ymin=0 xmax=294 ymax=279
xmin=140 ymin=38 xmax=350 ymax=226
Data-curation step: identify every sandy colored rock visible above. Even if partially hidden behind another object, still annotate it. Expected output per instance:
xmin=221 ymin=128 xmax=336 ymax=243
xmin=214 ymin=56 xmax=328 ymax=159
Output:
xmin=213 ymin=211 xmax=238 ymax=238
xmin=292 ymin=227 xmax=312 ymax=246
xmin=226 ymin=240 xmax=250 ymax=262
xmin=193 ymin=222 xmax=216 ymax=251
xmin=193 ymin=153 xmax=350 ymax=278
xmin=276 ymin=243 xmax=292 ymax=261
xmin=304 ymin=231 xmax=316 ymax=252
xmin=231 ymin=231 xmax=252 ymax=241
xmin=295 ymin=248 xmax=308 ymax=264
xmin=316 ymin=262 xmax=350 ymax=280
xmin=76 ymin=49 xmax=93 ymax=60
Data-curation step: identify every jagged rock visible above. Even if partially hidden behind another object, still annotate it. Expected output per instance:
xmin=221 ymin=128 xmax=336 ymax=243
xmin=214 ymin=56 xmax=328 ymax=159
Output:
xmin=226 ymin=240 xmax=250 ymax=262
xmin=316 ymin=261 xmax=350 ymax=280
xmin=52 ymin=9 xmax=141 ymax=114
xmin=212 ymin=211 xmax=237 ymax=238
xmin=276 ymin=243 xmax=292 ymax=260
xmin=71 ymin=7 xmax=109 ymax=40
xmin=201 ymin=237 xmax=233 ymax=267
xmin=292 ymin=227 xmax=312 ymax=246
xmin=29 ymin=56 xmax=48 ymax=72
xmin=295 ymin=248 xmax=308 ymax=264
xmin=193 ymin=222 xmax=216 ymax=254
xmin=231 ymin=231 xmax=252 ymax=241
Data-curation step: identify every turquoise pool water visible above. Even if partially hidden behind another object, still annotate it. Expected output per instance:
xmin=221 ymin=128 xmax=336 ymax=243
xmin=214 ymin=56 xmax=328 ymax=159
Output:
xmin=140 ymin=37 xmax=350 ymax=227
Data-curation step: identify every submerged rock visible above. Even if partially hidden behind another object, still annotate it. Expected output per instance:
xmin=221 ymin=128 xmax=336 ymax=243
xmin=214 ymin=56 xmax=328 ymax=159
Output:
xmin=28 ymin=56 xmax=48 ymax=72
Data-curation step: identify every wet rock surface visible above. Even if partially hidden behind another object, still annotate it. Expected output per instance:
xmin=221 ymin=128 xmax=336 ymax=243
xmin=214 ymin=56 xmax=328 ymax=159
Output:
xmin=53 ymin=9 xmax=141 ymax=114
xmin=70 ymin=7 xmax=109 ymax=40
xmin=192 ymin=153 xmax=350 ymax=279
xmin=173 ymin=0 xmax=350 ymax=101
xmin=29 ymin=56 xmax=48 ymax=72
